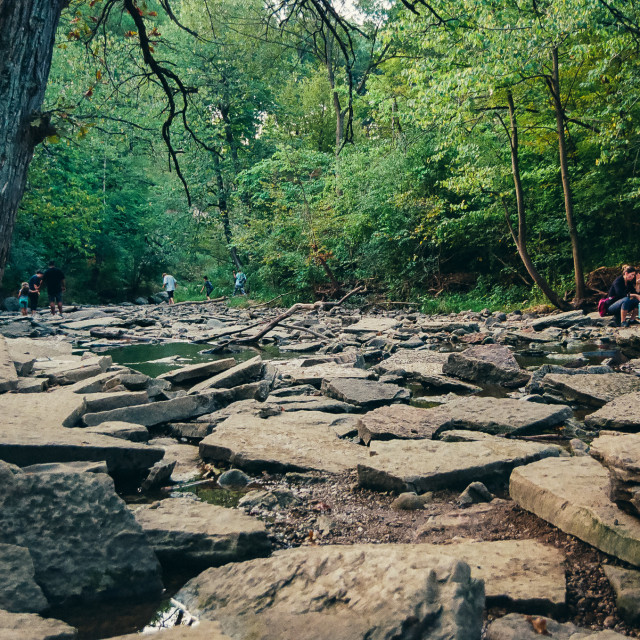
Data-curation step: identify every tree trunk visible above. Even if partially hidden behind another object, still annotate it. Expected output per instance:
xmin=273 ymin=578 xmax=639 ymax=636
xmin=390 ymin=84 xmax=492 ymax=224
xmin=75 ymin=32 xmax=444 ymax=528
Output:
xmin=550 ymin=47 xmax=587 ymax=303
xmin=504 ymin=91 xmax=571 ymax=311
xmin=213 ymin=153 xmax=242 ymax=270
xmin=0 ymin=0 xmax=68 ymax=286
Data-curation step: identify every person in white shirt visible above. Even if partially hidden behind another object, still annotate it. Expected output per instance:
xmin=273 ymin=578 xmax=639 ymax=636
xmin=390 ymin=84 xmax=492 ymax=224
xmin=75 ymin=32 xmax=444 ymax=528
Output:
xmin=162 ymin=273 xmax=177 ymax=304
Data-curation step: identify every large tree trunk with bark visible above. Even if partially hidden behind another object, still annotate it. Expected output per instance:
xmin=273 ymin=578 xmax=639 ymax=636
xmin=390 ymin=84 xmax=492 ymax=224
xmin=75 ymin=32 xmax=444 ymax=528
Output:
xmin=504 ymin=91 xmax=571 ymax=311
xmin=0 ymin=0 xmax=68 ymax=286
xmin=212 ymin=152 xmax=242 ymax=270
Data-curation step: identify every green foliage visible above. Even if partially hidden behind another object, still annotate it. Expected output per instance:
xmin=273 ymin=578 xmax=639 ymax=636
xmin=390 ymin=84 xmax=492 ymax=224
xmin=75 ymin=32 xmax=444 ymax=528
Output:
xmin=8 ymin=0 xmax=640 ymax=308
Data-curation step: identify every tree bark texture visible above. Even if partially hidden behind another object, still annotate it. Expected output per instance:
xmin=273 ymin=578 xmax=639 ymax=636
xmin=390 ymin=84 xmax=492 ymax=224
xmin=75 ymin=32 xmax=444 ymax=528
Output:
xmin=212 ymin=152 xmax=242 ymax=270
xmin=0 ymin=0 xmax=68 ymax=285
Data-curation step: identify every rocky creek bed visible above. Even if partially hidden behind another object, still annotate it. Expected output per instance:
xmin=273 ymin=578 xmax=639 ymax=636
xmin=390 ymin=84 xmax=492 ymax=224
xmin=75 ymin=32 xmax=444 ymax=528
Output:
xmin=4 ymin=300 xmax=640 ymax=638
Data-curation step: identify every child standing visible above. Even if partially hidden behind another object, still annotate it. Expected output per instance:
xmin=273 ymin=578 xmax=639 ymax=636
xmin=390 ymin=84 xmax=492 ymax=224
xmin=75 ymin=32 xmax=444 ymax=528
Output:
xmin=18 ymin=282 xmax=29 ymax=316
xmin=200 ymin=275 xmax=214 ymax=300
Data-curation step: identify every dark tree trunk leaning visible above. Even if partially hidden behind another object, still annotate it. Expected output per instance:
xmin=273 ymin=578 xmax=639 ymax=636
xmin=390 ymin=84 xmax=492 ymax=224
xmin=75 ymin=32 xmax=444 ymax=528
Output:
xmin=502 ymin=91 xmax=571 ymax=311
xmin=0 ymin=0 xmax=68 ymax=285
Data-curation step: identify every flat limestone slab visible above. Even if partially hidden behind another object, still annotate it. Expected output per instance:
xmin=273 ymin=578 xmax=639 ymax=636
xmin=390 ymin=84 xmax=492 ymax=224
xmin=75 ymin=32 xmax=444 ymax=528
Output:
xmin=0 ymin=390 xmax=163 ymax=475
xmin=357 ymin=404 xmax=446 ymax=444
xmin=542 ymin=373 xmax=640 ymax=407
xmin=200 ymin=412 xmax=368 ymax=474
xmin=189 ymin=356 xmax=263 ymax=394
xmin=510 ymin=456 xmax=640 ymax=566
xmin=357 ymin=398 xmax=571 ymax=444
xmin=376 ymin=350 xmax=481 ymax=393
xmin=585 ymin=392 xmax=640 ymax=431
xmin=342 ymin=317 xmax=401 ymax=333
xmin=419 ymin=540 xmax=565 ymax=612
xmin=132 ymin=498 xmax=271 ymax=567
xmin=603 ymin=565 xmax=640 ymax=625
xmin=358 ymin=437 xmax=562 ymax=493
xmin=158 ymin=358 xmax=236 ymax=384
xmin=174 ymin=544 xmax=484 ymax=640
xmin=5 ymin=337 xmax=73 ymax=360
xmin=0 ymin=336 xmax=18 ymax=393
xmin=273 ymin=360 xmax=373 ymax=387
xmin=0 ymin=610 xmax=77 ymax=640
xmin=321 ymin=377 xmax=410 ymax=409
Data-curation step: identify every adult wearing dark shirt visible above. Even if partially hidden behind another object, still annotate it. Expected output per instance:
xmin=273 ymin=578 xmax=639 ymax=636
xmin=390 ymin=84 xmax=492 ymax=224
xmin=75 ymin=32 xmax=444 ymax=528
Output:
xmin=42 ymin=261 xmax=66 ymax=317
xmin=27 ymin=270 xmax=43 ymax=316
xmin=607 ymin=265 xmax=640 ymax=327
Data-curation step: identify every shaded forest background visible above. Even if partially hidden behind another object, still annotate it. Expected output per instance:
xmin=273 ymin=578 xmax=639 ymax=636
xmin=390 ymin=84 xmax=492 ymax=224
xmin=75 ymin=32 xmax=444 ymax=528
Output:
xmin=6 ymin=0 xmax=640 ymax=311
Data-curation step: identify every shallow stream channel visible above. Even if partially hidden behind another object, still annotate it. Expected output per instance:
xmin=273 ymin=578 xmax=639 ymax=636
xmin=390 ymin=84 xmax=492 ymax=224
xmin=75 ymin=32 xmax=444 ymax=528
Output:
xmin=22 ymin=303 xmax=637 ymax=639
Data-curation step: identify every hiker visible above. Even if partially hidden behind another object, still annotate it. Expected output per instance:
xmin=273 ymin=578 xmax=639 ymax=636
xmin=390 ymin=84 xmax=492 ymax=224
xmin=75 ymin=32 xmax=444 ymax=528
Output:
xmin=605 ymin=265 xmax=640 ymax=327
xmin=162 ymin=272 xmax=177 ymax=304
xmin=42 ymin=261 xmax=65 ymax=317
xmin=233 ymin=270 xmax=247 ymax=296
xmin=200 ymin=275 xmax=214 ymax=300
xmin=27 ymin=269 xmax=43 ymax=316
xmin=17 ymin=282 xmax=29 ymax=316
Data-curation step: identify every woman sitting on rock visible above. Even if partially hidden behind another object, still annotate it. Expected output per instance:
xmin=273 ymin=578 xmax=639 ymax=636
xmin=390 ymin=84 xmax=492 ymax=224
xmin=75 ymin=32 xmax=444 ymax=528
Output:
xmin=607 ymin=265 xmax=640 ymax=327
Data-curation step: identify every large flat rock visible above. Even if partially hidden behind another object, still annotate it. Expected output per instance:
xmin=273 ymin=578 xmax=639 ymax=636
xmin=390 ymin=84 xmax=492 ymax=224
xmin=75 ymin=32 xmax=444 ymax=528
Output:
xmin=357 ymin=404 xmax=447 ymax=443
xmin=0 ymin=461 xmax=162 ymax=605
xmin=158 ymin=358 xmax=236 ymax=384
xmin=510 ymin=456 xmax=640 ymax=566
xmin=5 ymin=337 xmax=72 ymax=360
xmin=132 ymin=498 xmax=271 ymax=568
xmin=200 ymin=412 xmax=368 ymax=474
xmin=0 ymin=391 xmax=163 ymax=475
xmin=542 ymin=373 xmax=640 ymax=407
xmin=321 ymin=377 xmax=410 ymax=409
xmin=357 ymin=398 xmax=571 ymax=444
xmin=585 ymin=392 xmax=640 ymax=431
xmin=358 ymin=436 xmax=562 ymax=493
xmin=189 ymin=356 xmax=263 ymax=394
xmin=0 ymin=545 xmax=48 ymax=613
xmin=342 ymin=317 xmax=401 ymax=333
xmin=530 ymin=310 xmax=588 ymax=331
xmin=419 ymin=540 xmax=565 ymax=613
xmin=442 ymin=344 xmax=530 ymax=388
xmin=273 ymin=360 xmax=373 ymax=387
xmin=590 ymin=432 xmax=640 ymax=515
xmin=174 ymin=545 xmax=484 ymax=640
xmin=0 ymin=610 xmax=77 ymax=640
xmin=376 ymin=349 xmax=480 ymax=393
xmin=0 ymin=336 xmax=18 ymax=393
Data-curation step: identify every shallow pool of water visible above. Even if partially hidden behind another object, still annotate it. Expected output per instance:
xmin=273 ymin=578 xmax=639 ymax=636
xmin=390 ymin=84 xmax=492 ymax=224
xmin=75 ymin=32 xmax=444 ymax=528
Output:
xmin=105 ymin=342 xmax=293 ymax=378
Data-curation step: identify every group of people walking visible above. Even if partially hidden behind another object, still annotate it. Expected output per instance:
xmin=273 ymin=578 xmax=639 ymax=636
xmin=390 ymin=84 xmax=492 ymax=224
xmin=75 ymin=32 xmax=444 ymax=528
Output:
xmin=18 ymin=262 xmax=66 ymax=317
xmin=161 ymin=270 xmax=247 ymax=303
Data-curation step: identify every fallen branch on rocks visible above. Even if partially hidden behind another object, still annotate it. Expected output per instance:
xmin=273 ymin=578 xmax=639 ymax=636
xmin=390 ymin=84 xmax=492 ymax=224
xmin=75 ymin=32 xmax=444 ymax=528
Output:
xmin=231 ymin=286 xmax=364 ymax=344
xmin=279 ymin=323 xmax=330 ymax=342
xmin=169 ymin=297 xmax=226 ymax=308
xmin=251 ymin=292 xmax=292 ymax=308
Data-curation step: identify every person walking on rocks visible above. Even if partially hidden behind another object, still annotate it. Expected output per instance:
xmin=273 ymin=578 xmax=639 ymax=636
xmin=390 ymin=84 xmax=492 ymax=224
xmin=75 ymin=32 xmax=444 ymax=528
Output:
xmin=606 ymin=265 xmax=640 ymax=327
xmin=233 ymin=270 xmax=246 ymax=296
xmin=42 ymin=261 xmax=65 ymax=317
xmin=17 ymin=282 xmax=29 ymax=316
xmin=162 ymin=273 xmax=177 ymax=304
xmin=27 ymin=269 xmax=43 ymax=316
xmin=200 ymin=275 xmax=214 ymax=300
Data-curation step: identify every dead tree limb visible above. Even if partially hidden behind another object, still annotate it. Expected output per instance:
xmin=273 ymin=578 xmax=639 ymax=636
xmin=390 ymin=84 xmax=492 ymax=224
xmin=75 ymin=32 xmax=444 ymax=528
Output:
xmin=233 ymin=285 xmax=364 ymax=344
xmin=279 ymin=323 xmax=330 ymax=341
